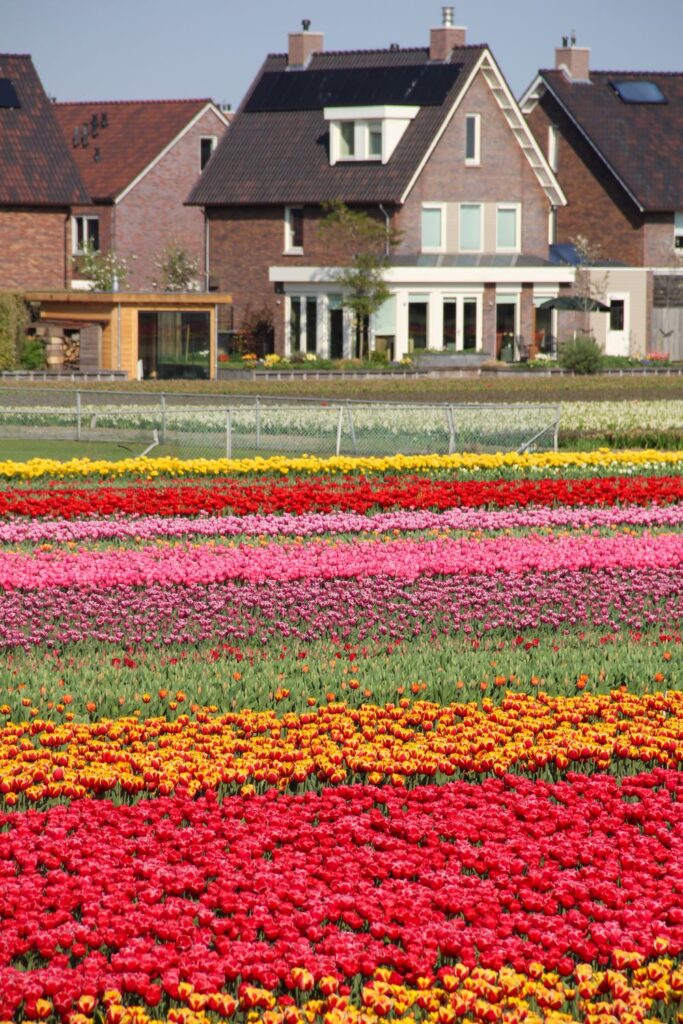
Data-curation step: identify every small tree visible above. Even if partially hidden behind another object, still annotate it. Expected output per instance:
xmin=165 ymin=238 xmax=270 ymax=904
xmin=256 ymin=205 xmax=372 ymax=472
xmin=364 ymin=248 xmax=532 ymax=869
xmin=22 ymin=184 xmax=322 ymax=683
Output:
xmin=0 ymin=292 xmax=29 ymax=371
xmin=318 ymin=200 xmax=400 ymax=359
xmin=74 ymin=240 xmax=130 ymax=291
xmin=153 ymin=241 xmax=201 ymax=292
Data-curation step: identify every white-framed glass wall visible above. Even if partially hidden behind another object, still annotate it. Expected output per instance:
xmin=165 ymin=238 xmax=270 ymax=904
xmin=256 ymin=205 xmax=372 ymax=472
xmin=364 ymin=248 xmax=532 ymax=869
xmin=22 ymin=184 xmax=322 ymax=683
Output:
xmin=284 ymin=291 xmax=354 ymax=359
xmin=391 ymin=288 xmax=483 ymax=358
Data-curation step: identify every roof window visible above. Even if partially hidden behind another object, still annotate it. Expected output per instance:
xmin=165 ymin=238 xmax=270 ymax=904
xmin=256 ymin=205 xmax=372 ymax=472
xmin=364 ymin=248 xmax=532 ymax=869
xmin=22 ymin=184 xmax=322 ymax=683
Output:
xmin=610 ymin=80 xmax=667 ymax=105
xmin=0 ymin=79 xmax=20 ymax=109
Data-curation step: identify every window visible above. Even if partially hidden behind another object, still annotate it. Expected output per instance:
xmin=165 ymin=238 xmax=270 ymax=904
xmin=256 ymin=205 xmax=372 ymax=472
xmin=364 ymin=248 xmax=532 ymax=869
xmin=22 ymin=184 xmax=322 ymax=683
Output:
xmin=443 ymin=301 xmax=457 ymax=350
xmin=290 ymin=297 xmax=302 ymax=353
xmin=675 ymin=212 xmax=683 ymax=249
xmin=548 ymin=125 xmax=559 ymax=172
xmin=73 ymin=215 xmax=99 ymax=254
xmin=421 ymin=205 xmax=444 ymax=252
xmin=609 ymin=299 xmax=625 ymax=331
xmin=306 ymin=298 xmax=317 ymax=354
xmin=610 ymin=80 xmax=666 ymax=105
xmin=339 ymin=122 xmax=355 ymax=158
xmin=200 ymin=136 xmax=217 ymax=171
xmin=408 ymin=298 xmax=428 ymax=351
xmin=459 ymin=204 xmax=482 ymax=252
xmin=496 ymin=204 xmax=520 ymax=252
xmin=284 ymin=206 xmax=304 ymax=253
xmin=368 ymin=122 xmax=382 ymax=159
xmin=465 ymin=114 xmax=480 ymax=165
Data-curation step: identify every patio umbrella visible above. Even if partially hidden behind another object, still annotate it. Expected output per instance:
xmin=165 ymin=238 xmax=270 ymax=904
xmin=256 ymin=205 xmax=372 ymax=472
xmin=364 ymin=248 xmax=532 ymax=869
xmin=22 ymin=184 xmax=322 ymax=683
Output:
xmin=538 ymin=296 xmax=610 ymax=312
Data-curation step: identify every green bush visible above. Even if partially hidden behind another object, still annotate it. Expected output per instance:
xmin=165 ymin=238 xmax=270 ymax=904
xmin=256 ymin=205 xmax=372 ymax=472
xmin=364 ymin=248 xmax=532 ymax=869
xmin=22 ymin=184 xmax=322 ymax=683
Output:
xmin=19 ymin=338 xmax=46 ymax=370
xmin=0 ymin=292 xmax=28 ymax=371
xmin=558 ymin=335 xmax=604 ymax=375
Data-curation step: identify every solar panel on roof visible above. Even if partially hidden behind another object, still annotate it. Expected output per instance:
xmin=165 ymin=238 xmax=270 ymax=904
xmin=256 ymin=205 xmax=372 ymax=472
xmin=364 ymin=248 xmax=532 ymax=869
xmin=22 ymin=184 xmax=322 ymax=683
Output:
xmin=0 ymin=79 xmax=20 ymax=109
xmin=245 ymin=63 xmax=463 ymax=113
xmin=610 ymin=80 xmax=667 ymax=104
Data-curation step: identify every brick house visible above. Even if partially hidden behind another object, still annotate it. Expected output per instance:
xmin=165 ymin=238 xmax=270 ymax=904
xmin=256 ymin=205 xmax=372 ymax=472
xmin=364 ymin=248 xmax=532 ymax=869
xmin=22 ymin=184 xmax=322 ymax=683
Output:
xmin=53 ymin=99 xmax=230 ymax=291
xmin=0 ymin=54 xmax=89 ymax=289
xmin=189 ymin=12 xmax=573 ymax=361
xmin=522 ymin=44 xmax=683 ymax=358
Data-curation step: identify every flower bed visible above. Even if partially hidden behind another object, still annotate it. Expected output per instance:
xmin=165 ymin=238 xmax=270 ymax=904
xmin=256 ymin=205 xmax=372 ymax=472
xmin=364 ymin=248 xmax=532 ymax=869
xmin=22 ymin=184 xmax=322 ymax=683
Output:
xmin=0 ymin=450 xmax=681 ymax=1022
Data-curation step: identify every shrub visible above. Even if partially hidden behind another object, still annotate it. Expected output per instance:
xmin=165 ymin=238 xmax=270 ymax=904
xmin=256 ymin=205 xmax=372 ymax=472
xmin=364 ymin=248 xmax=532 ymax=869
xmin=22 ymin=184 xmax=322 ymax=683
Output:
xmin=19 ymin=338 xmax=46 ymax=370
xmin=0 ymin=292 xmax=29 ymax=371
xmin=558 ymin=335 xmax=604 ymax=375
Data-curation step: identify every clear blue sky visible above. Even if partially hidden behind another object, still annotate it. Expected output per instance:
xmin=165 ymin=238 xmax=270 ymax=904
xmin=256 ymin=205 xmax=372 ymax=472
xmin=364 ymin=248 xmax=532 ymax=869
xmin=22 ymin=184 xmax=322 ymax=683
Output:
xmin=2 ymin=0 xmax=681 ymax=107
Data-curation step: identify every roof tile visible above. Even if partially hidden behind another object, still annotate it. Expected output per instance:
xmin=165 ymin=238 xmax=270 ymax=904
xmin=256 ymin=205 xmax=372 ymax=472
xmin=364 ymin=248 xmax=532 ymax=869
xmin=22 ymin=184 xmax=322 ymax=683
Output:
xmin=541 ymin=69 xmax=683 ymax=211
xmin=0 ymin=54 xmax=89 ymax=206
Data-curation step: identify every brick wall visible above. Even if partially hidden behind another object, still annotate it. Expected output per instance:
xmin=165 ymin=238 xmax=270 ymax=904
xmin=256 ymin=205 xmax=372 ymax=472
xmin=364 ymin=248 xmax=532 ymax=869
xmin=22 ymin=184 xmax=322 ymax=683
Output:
xmin=0 ymin=208 xmax=70 ymax=289
xmin=397 ymin=70 xmax=549 ymax=257
xmin=115 ymin=108 xmax=228 ymax=290
xmin=69 ymin=204 xmax=114 ymax=283
xmin=208 ymin=203 xmax=389 ymax=352
xmin=526 ymin=94 xmax=644 ymax=264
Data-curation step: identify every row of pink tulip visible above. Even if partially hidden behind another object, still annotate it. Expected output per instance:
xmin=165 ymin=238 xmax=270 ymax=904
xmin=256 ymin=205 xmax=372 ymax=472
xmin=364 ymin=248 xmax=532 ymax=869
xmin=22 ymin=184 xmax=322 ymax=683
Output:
xmin=0 ymin=532 xmax=680 ymax=590
xmin=2 ymin=503 xmax=682 ymax=545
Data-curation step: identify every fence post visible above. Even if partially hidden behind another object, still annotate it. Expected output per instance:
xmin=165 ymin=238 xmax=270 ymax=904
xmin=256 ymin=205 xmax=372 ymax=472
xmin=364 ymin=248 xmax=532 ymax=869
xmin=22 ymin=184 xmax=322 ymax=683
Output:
xmin=553 ymin=406 xmax=560 ymax=452
xmin=76 ymin=390 xmax=82 ymax=441
xmin=160 ymin=394 xmax=167 ymax=444
xmin=346 ymin=401 xmax=358 ymax=455
xmin=255 ymin=396 xmax=261 ymax=450
xmin=446 ymin=405 xmax=456 ymax=454
xmin=335 ymin=406 xmax=344 ymax=457
xmin=226 ymin=408 xmax=232 ymax=459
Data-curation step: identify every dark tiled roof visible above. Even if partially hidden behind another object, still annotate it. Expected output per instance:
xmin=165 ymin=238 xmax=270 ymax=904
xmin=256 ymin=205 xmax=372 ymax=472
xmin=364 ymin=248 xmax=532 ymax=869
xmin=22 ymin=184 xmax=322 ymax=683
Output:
xmin=540 ymin=69 xmax=683 ymax=211
xmin=189 ymin=47 xmax=485 ymax=206
xmin=54 ymin=99 xmax=215 ymax=201
xmin=0 ymin=54 xmax=89 ymax=206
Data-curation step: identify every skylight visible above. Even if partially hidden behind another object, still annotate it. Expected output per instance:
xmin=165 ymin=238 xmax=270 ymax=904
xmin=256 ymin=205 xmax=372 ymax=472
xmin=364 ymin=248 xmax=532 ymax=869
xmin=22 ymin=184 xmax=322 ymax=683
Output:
xmin=0 ymin=79 xmax=21 ymax=109
xmin=610 ymin=80 xmax=667 ymax=105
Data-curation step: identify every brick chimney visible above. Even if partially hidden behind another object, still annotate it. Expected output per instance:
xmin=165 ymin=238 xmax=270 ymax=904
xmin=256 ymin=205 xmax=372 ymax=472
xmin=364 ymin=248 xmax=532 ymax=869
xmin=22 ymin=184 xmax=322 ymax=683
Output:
xmin=430 ymin=6 xmax=466 ymax=61
xmin=288 ymin=20 xmax=324 ymax=67
xmin=555 ymin=33 xmax=591 ymax=81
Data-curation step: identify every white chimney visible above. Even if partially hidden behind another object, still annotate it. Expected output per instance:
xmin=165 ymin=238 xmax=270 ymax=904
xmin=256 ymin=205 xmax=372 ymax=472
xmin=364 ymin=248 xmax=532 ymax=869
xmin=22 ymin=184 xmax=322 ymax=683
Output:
xmin=430 ymin=6 xmax=466 ymax=61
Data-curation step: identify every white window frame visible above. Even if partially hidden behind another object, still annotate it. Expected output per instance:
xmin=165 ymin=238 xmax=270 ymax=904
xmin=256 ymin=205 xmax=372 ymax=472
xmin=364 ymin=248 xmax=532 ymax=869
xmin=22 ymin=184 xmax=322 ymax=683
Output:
xmin=421 ymin=203 xmax=446 ymax=253
xmin=496 ymin=203 xmax=521 ymax=253
xmin=200 ymin=135 xmax=217 ymax=171
xmin=674 ymin=212 xmax=683 ymax=250
xmin=464 ymin=113 xmax=481 ymax=166
xmin=331 ymin=120 xmax=383 ymax=163
xmin=548 ymin=125 xmax=559 ymax=172
xmin=458 ymin=203 xmax=483 ymax=253
xmin=284 ymin=206 xmax=304 ymax=255
xmin=72 ymin=215 xmax=100 ymax=255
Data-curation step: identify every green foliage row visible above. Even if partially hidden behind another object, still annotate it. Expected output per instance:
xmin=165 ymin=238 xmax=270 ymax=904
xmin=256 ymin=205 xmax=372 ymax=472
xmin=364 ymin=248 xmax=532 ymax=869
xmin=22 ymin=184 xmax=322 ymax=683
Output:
xmin=0 ymin=292 xmax=28 ymax=371
xmin=1 ymin=629 xmax=676 ymax=723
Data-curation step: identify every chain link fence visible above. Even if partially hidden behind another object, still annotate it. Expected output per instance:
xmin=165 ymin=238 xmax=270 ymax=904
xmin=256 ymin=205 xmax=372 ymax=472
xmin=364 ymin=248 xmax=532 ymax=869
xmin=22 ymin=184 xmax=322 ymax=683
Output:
xmin=0 ymin=388 xmax=561 ymax=459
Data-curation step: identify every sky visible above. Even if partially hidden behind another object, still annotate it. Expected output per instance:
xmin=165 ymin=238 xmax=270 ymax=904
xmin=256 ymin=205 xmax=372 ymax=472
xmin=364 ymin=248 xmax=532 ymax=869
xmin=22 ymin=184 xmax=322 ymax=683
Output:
xmin=2 ymin=0 xmax=681 ymax=108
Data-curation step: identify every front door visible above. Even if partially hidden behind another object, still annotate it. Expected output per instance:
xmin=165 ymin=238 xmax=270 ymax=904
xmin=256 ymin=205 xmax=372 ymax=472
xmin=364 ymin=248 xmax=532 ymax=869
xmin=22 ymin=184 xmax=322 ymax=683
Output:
xmin=606 ymin=295 xmax=629 ymax=356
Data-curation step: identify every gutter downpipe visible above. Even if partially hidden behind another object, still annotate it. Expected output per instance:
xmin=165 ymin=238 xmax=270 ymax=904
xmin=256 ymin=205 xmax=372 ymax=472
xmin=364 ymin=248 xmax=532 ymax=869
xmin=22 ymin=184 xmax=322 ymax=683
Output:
xmin=378 ymin=204 xmax=391 ymax=257
xmin=117 ymin=301 xmax=122 ymax=372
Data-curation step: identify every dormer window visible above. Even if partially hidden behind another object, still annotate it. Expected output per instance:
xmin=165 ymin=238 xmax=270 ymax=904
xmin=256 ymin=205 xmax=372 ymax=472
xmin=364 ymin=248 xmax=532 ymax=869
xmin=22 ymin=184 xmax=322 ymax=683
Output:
xmin=339 ymin=122 xmax=356 ymax=158
xmin=325 ymin=105 xmax=418 ymax=165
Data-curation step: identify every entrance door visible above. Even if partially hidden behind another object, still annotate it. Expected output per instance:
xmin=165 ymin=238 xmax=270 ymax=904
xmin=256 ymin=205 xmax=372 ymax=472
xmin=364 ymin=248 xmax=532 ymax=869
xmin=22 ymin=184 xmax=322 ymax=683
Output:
xmin=496 ymin=302 xmax=516 ymax=361
xmin=606 ymin=295 xmax=629 ymax=356
xmin=329 ymin=307 xmax=344 ymax=360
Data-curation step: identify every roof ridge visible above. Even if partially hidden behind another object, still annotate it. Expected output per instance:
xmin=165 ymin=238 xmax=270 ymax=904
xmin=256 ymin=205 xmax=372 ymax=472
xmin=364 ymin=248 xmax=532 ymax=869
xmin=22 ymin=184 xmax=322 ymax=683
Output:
xmin=0 ymin=53 xmax=32 ymax=59
xmin=54 ymin=97 xmax=214 ymax=107
xmin=543 ymin=67 xmax=682 ymax=78
xmin=265 ymin=43 xmax=486 ymax=59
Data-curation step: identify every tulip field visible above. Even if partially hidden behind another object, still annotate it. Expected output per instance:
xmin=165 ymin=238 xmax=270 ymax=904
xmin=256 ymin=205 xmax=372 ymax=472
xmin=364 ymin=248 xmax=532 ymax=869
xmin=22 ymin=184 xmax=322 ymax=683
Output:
xmin=0 ymin=448 xmax=682 ymax=1024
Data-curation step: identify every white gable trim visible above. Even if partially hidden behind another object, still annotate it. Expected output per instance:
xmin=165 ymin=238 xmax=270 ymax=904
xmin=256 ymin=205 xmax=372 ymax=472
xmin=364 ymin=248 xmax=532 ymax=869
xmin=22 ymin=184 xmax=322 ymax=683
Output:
xmin=114 ymin=102 xmax=230 ymax=204
xmin=400 ymin=50 xmax=566 ymax=209
xmin=519 ymin=74 xmax=547 ymax=116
